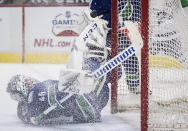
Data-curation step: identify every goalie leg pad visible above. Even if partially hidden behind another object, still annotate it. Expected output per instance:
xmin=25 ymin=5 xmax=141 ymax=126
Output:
xmin=66 ymin=13 xmax=109 ymax=71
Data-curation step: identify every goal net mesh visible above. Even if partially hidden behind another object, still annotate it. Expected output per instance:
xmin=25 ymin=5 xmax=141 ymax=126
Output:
xmin=113 ymin=0 xmax=188 ymax=129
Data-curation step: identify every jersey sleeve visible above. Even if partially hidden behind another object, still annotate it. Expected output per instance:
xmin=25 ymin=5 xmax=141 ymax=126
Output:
xmin=90 ymin=0 xmax=111 ymax=27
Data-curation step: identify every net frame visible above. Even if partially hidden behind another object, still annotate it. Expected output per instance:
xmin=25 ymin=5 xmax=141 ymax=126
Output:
xmin=111 ymin=0 xmax=188 ymax=130
xmin=110 ymin=0 xmax=185 ymax=131
xmin=111 ymin=0 xmax=149 ymax=115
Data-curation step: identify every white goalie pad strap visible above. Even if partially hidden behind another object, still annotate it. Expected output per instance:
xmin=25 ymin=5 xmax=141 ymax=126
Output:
xmin=85 ymin=39 xmax=108 ymax=64
xmin=66 ymin=45 xmax=84 ymax=70
xmin=58 ymin=69 xmax=95 ymax=95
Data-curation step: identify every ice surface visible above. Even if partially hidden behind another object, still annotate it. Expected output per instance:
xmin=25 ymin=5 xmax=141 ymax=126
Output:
xmin=0 ymin=63 xmax=139 ymax=131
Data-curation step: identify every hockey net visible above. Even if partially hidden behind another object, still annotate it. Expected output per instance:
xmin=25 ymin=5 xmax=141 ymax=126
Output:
xmin=111 ymin=0 xmax=188 ymax=130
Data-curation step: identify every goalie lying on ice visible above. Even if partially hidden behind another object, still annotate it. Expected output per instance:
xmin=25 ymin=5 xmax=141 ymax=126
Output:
xmin=7 ymin=74 xmax=109 ymax=125
xmin=6 ymin=9 xmax=110 ymax=125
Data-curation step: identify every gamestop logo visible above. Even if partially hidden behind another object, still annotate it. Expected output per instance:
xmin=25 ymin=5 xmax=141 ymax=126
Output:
xmin=52 ymin=11 xmax=87 ymax=37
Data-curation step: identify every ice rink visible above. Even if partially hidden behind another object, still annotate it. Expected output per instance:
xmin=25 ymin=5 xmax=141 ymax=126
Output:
xmin=0 ymin=63 xmax=139 ymax=131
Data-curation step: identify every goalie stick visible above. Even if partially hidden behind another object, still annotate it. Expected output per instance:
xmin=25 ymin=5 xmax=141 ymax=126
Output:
xmin=92 ymin=45 xmax=135 ymax=79
xmin=30 ymin=45 xmax=137 ymax=125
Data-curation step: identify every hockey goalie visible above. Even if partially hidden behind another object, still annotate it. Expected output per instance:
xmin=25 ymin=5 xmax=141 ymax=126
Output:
xmin=6 ymin=8 xmax=110 ymax=125
xmin=6 ymin=0 xmax=143 ymax=125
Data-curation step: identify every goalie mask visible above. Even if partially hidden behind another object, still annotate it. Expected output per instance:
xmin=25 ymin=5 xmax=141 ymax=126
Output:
xmin=7 ymin=75 xmax=39 ymax=101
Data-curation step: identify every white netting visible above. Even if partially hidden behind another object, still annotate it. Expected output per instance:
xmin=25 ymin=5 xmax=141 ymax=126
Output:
xmin=116 ymin=0 xmax=188 ymax=129
xmin=117 ymin=0 xmax=141 ymax=111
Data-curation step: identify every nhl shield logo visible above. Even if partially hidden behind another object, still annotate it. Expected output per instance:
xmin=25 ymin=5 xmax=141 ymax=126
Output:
xmin=65 ymin=11 xmax=71 ymax=18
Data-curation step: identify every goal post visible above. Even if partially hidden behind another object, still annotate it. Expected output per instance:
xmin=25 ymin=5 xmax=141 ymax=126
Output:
xmin=111 ymin=0 xmax=188 ymax=130
xmin=140 ymin=0 xmax=149 ymax=131
xmin=111 ymin=0 xmax=118 ymax=114
xmin=111 ymin=0 xmax=150 ymax=130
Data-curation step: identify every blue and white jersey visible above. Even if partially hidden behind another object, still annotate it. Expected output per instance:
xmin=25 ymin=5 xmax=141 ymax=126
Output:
xmin=26 ymin=79 xmax=109 ymax=124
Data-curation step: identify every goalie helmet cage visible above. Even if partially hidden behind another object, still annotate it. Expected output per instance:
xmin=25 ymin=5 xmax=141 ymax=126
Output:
xmin=111 ymin=0 xmax=188 ymax=131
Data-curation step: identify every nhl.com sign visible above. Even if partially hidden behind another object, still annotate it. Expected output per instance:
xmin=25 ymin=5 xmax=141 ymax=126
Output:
xmin=52 ymin=11 xmax=87 ymax=37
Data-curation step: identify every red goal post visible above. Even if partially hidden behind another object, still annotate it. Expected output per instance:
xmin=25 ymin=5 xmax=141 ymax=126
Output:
xmin=111 ymin=0 xmax=149 ymax=130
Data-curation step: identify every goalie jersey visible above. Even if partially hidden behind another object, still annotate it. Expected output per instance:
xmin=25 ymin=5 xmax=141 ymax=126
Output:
xmin=90 ymin=0 xmax=111 ymax=27
xmin=27 ymin=80 xmax=102 ymax=124
xmin=7 ymin=74 xmax=109 ymax=125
